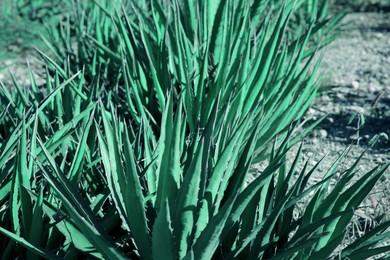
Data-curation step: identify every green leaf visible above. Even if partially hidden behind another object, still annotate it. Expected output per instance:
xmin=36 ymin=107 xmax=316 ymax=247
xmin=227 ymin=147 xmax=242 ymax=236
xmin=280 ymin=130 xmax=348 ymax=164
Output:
xmin=186 ymin=190 xmax=238 ymax=260
xmin=152 ymin=199 xmax=175 ymax=260
xmin=0 ymin=226 xmax=60 ymax=260
xmin=26 ymin=186 xmax=44 ymax=260
xmin=341 ymin=220 xmax=390 ymax=258
xmin=97 ymin=103 xmax=130 ymax=231
xmin=174 ymin=140 xmax=205 ymax=259
xmin=37 ymin=138 xmax=126 ymax=259
xmin=28 ymin=189 xmax=103 ymax=259
xmin=155 ymin=96 xmax=182 ymax=212
xmin=18 ymin=116 xmax=33 ymax=234
xmin=68 ymin=109 xmax=95 ymax=183
xmin=123 ymin=124 xmax=152 ymax=260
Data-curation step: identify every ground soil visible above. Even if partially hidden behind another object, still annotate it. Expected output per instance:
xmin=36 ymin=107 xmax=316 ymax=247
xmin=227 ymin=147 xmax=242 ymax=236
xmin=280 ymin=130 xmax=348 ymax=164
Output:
xmin=246 ymin=6 xmax=390 ymax=254
xmin=302 ymin=10 xmax=390 ymax=214
xmin=278 ymin=8 xmax=390 ymax=250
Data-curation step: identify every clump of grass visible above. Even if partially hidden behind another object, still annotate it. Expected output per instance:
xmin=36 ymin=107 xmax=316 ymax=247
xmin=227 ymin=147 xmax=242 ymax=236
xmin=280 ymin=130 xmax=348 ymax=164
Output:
xmin=0 ymin=0 xmax=389 ymax=259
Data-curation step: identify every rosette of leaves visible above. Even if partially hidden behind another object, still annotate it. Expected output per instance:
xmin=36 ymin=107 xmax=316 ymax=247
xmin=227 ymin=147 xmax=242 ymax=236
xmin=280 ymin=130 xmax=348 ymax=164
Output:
xmin=36 ymin=0 xmax=340 ymax=135
xmin=0 ymin=0 xmax=389 ymax=259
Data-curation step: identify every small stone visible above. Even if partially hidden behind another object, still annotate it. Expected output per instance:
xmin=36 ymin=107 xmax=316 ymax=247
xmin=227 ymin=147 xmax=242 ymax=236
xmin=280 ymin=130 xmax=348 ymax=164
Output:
xmin=307 ymin=108 xmax=316 ymax=116
xmin=321 ymin=95 xmax=331 ymax=102
xmin=368 ymin=83 xmax=380 ymax=92
xmin=336 ymin=93 xmax=345 ymax=100
xmin=318 ymin=129 xmax=328 ymax=139
xmin=326 ymin=117 xmax=334 ymax=124
xmin=351 ymin=80 xmax=359 ymax=89
xmin=333 ymin=107 xmax=341 ymax=114
xmin=350 ymin=134 xmax=360 ymax=141
xmin=375 ymin=157 xmax=384 ymax=164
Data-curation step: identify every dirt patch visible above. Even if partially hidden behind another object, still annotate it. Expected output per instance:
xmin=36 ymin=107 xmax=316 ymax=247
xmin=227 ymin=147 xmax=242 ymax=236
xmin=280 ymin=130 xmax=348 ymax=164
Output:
xmin=306 ymin=11 xmax=390 ymax=181
xmin=249 ymin=10 xmax=390 ymax=252
xmin=287 ymin=10 xmax=390 ymax=240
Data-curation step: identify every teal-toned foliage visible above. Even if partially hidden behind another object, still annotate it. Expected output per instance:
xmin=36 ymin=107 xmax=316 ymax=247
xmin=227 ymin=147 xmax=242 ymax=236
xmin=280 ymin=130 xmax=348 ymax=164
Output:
xmin=0 ymin=0 xmax=389 ymax=259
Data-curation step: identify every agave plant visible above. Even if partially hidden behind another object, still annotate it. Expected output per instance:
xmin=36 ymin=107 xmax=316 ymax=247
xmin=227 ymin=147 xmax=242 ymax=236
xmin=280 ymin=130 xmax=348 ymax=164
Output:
xmin=0 ymin=0 xmax=389 ymax=259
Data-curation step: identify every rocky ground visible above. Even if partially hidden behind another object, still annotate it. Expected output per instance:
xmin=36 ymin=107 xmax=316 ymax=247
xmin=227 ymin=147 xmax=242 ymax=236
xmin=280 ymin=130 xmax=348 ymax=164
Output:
xmin=246 ymin=5 xmax=390 ymax=251
xmin=303 ymin=10 xmax=390 ymax=209
xmin=280 ymin=8 xmax=390 ymax=249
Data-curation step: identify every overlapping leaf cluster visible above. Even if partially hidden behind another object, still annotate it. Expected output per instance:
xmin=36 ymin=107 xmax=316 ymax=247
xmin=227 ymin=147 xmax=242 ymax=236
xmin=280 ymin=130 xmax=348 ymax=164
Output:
xmin=0 ymin=0 xmax=389 ymax=259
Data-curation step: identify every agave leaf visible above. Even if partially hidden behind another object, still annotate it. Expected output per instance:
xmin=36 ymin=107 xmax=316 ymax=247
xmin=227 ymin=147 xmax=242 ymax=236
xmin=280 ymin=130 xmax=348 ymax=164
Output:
xmin=27 ymin=189 xmax=103 ymax=259
xmin=284 ymin=210 xmax=352 ymax=251
xmin=27 ymin=112 xmax=39 ymax=181
xmin=35 ymin=47 xmax=68 ymax=80
xmin=9 ymin=71 xmax=29 ymax=107
xmin=217 ymin=111 xmax=263 ymax=207
xmin=314 ymin=164 xmax=389 ymax=254
xmin=27 ymin=62 xmax=44 ymax=109
xmin=190 ymin=95 xmax=222 ymax=241
xmin=345 ymin=246 xmax=390 ymax=260
xmin=34 ymin=50 xmax=87 ymax=101
xmin=178 ymin=0 xmax=196 ymax=40
xmin=40 ymin=33 xmax=63 ymax=62
xmin=115 ymin=6 xmax=166 ymax=115
xmin=243 ymin=4 xmax=291 ymax=116
xmin=37 ymin=138 xmax=126 ymax=259
xmin=230 ymin=197 xmax=284 ymax=258
xmin=207 ymin=0 xmax=228 ymax=75
xmin=137 ymin=17 xmax=165 ymax=111
xmin=299 ymin=148 xmax=349 ymax=228
xmin=35 ymin=71 xmax=82 ymax=118
xmin=26 ymin=186 xmax=44 ymax=260
xmin=0 ymin=181 xmax=12 ymax=203
xmin=268 ymin=234 xmax=325 ymax=260
xmin=222 ymin=152 xmax=287 ymax=237
xmin=246 ymin=177 xmax=301 ymax=259
xmin=344 ymin=164 xmax=389 ymax=210
xmin=152 ymin=199 xmax=175 ymax=260
xmin=341 ymin=220 xmax=390 ymax=258
xmin=0 ymin=76 xmax=17 ymax=107
xmin=186 ymin=190 xmax=238 ymax=260
xmin=10 ymin=161 xmax=21 ymax=236
xmin=217 ymin=118 xmax=260 ymax=253
xmin=174 ymin=139 xmax=205 ymax=259
xmin=68 ymin=109 xmax=95 ymax=183
xmin=312 ymin=148 xmax=369 ymax=222
xmin=272 ymin=144 xmax=304 ymax=247
xmin=289 ymin=114 xmax=328 ymax=148
xmin=53 ymin=71 xmax=64 ymax=127
xmin=274 ymin=143 xmax=303 ymax=206
xmin=155 ymin=96 xmax=182 ymax=211
xmin=18 ymin=116 xmax=33 ymax=235
xmin=87 ymin=34 xmax=121 ymax=62
xmin=0 ymin=226 xmax=60 ymax=260
xmin=123 ymin=124 xmax=152 ymax=260
xmin=96 ymin=108 xmax=129 ymax=230
xmin=202 ymin=115 xmax=250 ymax=217
xmin=141 ymin=120 xmax=158 ymax=196
xmin=37 ymin=102 xmax=95 ymax=157
xmin=219 ymin=161 xmax=285 ymax=257
xmin=119 ymin=54 xmax=140 ymax=121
